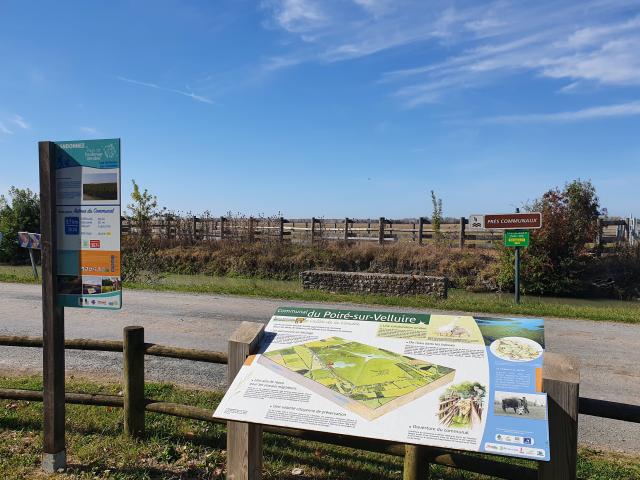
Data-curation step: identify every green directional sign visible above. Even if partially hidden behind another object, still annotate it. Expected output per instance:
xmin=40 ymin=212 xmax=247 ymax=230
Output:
xmin=504 ymin=230 xmax=530 ymax=247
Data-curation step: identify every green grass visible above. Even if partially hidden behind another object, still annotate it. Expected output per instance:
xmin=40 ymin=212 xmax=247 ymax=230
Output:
xmin=0 ymin=264 xmax=40 ymax=284
xmin=2 ymin=265 xmax=639 ymax=323
xmin=1 ymin=376 xmax=639 ymax=479
xmin=137 ymin=273 xmax=640 ymax=324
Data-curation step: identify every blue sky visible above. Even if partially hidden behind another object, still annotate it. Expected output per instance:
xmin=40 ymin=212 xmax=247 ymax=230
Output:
xmin=1 ymin=0 xmax=639 ymax=218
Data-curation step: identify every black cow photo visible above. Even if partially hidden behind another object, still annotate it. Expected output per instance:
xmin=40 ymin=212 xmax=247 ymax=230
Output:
xmin=493 ymin=391 xmax=547 ymax=420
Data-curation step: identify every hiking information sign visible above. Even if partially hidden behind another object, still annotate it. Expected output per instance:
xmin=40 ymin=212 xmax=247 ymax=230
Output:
xmin=215 ymin=307 xmax=550 ymax=461
xmin=54 ymin=139 xmax=122 ymax=309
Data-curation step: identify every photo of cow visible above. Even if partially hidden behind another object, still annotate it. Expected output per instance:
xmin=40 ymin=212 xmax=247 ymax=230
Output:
xmin=493 ymin=391 xmax=547 ymax=420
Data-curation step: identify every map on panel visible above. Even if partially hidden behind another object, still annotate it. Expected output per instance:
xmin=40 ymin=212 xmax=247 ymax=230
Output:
xmin=260 ymin=337 xmax=455 ymax=420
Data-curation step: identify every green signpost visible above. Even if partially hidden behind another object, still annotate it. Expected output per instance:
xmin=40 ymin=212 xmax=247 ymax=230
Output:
xmin=504 ymin=230 xmax=530 ymax=247
xmin=469 ymin=210 xmax=543 ymax=305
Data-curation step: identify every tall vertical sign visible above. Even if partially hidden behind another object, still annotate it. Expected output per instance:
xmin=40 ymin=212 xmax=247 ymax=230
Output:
xmin=54 ymin=139 xmax=121 ymax=309
xmin=39 ymin=139 xmax=121 ymax=473
xmin=39 ymin=141 xmax=66 ymax=472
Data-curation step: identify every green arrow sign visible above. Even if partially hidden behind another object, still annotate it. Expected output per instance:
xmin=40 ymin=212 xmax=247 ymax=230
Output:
xmin=504 ymin=230 xmax=530 ymax=247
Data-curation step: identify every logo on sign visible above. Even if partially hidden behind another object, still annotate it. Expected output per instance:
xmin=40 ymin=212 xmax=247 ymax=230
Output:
xmin=64 ymin=217 xmax=80 ymax=235
xmin=90 ymin=240 xmax=101 ymax=248
xmin=470 ymin=215 xmax=483 ymax=228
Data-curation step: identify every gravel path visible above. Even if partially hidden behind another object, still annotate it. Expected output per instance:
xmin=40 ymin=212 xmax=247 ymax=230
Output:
xmin=0 ymin=282 xmax=638 ymax=454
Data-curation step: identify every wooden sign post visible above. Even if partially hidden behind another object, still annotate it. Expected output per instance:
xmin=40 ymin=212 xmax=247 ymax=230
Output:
xmin=39 ymin=141 xmax=67 ymax=472
xmin=37 ymin=138 xmax=121 ymax=471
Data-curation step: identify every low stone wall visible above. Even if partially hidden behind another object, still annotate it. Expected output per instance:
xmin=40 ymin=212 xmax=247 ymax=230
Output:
xmin=300 ymin=270 xmax=448 ymax=298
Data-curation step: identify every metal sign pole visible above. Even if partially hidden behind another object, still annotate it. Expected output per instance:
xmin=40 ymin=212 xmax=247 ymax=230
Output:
xmin=28 ymin=247 xmax=39 ymax=280
xmin=39 ymin=141 xmax=66 ymax=472
xmin=514 ymin=246 xmax=521 ymax=304
xmin=514 ymin=208 xmax=521 ymax=304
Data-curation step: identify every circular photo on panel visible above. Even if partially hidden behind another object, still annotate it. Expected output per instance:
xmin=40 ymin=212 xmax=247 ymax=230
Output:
xmin=490 ymin=337 xmax=543 ymax=362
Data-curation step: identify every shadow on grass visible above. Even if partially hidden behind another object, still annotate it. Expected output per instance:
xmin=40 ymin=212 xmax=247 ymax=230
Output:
xmin=264 ymin=433 xmax=400 ymax=470
xmin=65 ymin=462 xmax=223 ymax=480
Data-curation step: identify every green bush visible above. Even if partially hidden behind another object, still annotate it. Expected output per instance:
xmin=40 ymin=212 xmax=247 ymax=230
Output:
xmin=583 ymin=245 xmax=640 ymax=299
xmin=0 ymin=187 xmax=40 ymax=264
xmin=497 ymin=180 xmax=601 ymax=296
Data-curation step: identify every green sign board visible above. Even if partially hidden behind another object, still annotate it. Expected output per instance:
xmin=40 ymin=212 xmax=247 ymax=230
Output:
xmin=504 ymin=230 xmax=530 ymax=247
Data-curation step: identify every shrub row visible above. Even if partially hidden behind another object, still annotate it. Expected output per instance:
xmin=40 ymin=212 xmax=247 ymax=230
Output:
xmin=138 ymin=240 xmax=500 ymax=291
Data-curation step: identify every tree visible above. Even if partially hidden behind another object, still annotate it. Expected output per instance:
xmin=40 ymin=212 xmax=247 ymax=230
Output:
xmin=122 ymin=180 xmax=162 ymax=282
xmin=127 ymin=179 xmax=159 ymax=236
xmin=0 ymin=187 xmax=40 ymax=264
xmin=497 ymin=179 xmax=601 ymax=295
xmin=431 ymin=190 xmax=443 ymax=237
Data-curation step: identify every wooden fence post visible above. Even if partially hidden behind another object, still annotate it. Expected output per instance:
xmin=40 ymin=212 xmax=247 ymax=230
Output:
xmin=220 ymin=217 xmax=225 ymax=240
xmin=459 ymin=217 xmax=466 ymax=249
xmin=39 ymin=141 xmax=66 ymax=473
xmin=418 ymin=217 xmax=424 ymax=245
xmin=279 ymin=217 xmax=285 ymax=243
xmin=378 ymin=217 xmax=385 ymax=244
xmin=311 ymin=217 xmax=316 ymax=244
xmin=595 ymin=218 xmax=602 ymax=256
xmin=227 ymin=322 xmax=265 ymax=480
xmin=538 ymin=352 xmax=580 ymax=480
xmin=124 ymin=326 xmax=145 ymax=438
xmin=624 ymin=218 xmax=630 ymax=244
xmin=192 ymin=216 xmax=198 ymax=240
xmin=344 ymin=218 xmax=349 ymax=242
xmin=248 ymin=217 xmax=254 ymax=242
xmin=403 ymin=445 xmax=429 ymax=480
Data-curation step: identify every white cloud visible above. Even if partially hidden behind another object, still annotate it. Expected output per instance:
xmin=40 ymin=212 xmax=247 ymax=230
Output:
xmin=262 ymin=0 xmax=327 ymax=33
xmin=79 ymin=126 xmax=99 ymax=135
xmin=261 ymin=0 xmax=640 ymax=107
xmin=352 ymin=0 xmax=396 ymax=16
xmin=11 ymin=114 xmax=29 ymax=130
xmin=117 ymin=76 xmax=214 ymax=104
xmin=0 ymin=122 xmax=13 ymax=135
xmin=539 ymin=38 xmax=640 ymax=86
xmin=481 ymin=101 xmax=640 ymax=124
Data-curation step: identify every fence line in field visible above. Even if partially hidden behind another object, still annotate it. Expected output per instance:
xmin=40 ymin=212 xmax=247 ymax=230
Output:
xmin=2 ymin=327 xmax=639 ymax=479
xmin=121 ymin=215 xmax=640 ymax=250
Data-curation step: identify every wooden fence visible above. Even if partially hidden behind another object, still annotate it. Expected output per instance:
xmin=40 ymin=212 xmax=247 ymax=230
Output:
xmin=122 ymin=215 xmax=640 ymax=250
xmin=2 ymin=326 xmax=640 ymax=479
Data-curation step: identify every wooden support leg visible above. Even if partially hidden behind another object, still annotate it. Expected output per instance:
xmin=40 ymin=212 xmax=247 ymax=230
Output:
xmin=538 ymin=352 xmax=580 ymax=480
xmin=227 ymin=322 xmax=265 ymax=480
xmin=404 ymin=445 xmax=429 ymax=480
xmin=124 ymin=326 xmax=145 ymax=438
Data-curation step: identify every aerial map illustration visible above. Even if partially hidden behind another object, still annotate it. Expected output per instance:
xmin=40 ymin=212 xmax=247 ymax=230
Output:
xmin=259 ymin=337 xmax=456 ymax=420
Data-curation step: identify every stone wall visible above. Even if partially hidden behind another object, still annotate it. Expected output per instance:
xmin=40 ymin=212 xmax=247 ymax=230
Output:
xmin=300 ymin=270 xmax=448 ymax=298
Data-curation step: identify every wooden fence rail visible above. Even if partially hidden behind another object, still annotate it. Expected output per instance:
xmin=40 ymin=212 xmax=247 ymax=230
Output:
xmin=121 ymin=215 xmax=640 ymax=250
xmin=1 ymin=329 xmax=639 ymax=479
xmin=0 ymin=335 xmax=228 ymax=364
xmin=0 ymin=388 xmax=536 ymax=480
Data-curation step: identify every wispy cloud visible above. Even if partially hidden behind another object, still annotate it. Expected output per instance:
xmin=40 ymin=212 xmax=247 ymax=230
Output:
xmin=117 ymin=76 xmax=214 ymax=104
xmin=262 ymin=0 xmax=327 ymax=34
xmin=0 ymin=122 xmax=13 ymax=135
xmin=11 ymin=114 xmax=29 ymax=130
xmin=481 ymin=101 xmax=640 ymax=124
xmin=261 ymin=1 xmax=640 ymax=107
xmin=79 ymin=126 xmax=99 ymax=135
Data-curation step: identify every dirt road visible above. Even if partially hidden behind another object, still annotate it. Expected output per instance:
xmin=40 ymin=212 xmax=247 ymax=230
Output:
xmin=1 ymin=282 xmax=638 ymax=454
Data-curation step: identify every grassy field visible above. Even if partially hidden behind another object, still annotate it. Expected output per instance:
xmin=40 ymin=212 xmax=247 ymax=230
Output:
xmin=1 ymin=376 xmax=639 ymax=479
xmin=2 ymin=265 xmax=639 ymax=323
